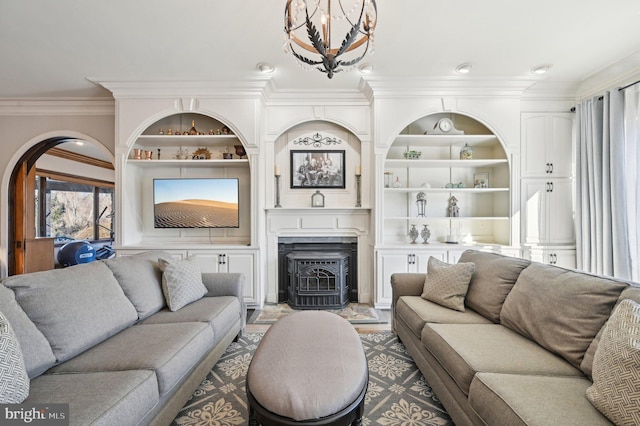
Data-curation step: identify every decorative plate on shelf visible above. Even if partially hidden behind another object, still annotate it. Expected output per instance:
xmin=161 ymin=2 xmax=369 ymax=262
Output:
xmin=192 ymin=147 xmax=211 ymax=159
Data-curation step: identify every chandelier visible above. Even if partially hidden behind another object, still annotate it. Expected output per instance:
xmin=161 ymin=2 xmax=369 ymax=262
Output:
xmin=284 ymin=0 xmax=377 ymax=79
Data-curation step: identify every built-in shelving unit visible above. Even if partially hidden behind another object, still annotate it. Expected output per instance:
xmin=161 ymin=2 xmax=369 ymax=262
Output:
xmin=121 ymin=113 xmax=251 ymax=248
xmin=382 ymin=114 xmax=511 ymax=246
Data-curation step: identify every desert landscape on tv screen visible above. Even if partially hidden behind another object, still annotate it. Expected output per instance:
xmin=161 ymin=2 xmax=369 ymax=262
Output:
xmin=153 ymin=179 xmax=239 ymax=228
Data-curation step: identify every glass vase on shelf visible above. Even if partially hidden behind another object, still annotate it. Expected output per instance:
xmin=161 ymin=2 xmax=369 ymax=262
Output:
xmin=460 ymin=143 xmax=473 ymax=160
xmin=392 ymin=177 xmax=402 ymax=188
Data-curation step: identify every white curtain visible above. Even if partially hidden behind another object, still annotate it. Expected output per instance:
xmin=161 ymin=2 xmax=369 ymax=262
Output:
xmin=576 ymin=86 xmax=640 ymax=281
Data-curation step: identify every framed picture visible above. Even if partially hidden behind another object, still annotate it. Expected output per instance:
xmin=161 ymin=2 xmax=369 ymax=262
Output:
xmin=290 ymin=150 xmax=345 ymax=189
xmin=474 ymin=172 xmax=489 ymax=188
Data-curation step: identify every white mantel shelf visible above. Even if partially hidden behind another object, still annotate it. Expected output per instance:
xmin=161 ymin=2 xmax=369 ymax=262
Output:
xmin=265 ymin=207 xmax=371 ymax=213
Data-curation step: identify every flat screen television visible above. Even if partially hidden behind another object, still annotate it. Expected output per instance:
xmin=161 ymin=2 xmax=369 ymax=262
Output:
xmin=153 ymin=178 xmax=239 ymax=228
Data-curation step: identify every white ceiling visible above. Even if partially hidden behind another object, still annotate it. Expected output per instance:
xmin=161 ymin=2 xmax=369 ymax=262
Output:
xmin=1 ymin=1 xmax=640 ymax=99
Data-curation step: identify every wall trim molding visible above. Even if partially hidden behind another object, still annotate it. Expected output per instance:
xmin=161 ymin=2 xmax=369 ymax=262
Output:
xmin=0 ymin=99 xmax=114 ymax=116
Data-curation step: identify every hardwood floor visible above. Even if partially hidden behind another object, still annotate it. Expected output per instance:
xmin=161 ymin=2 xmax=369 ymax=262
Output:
xmin=244 ymin=310 xmax=392 ymax=334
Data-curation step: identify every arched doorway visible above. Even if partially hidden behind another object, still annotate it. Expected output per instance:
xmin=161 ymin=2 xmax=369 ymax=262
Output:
xmin=8 ymin=137 xmax=114 ymax=275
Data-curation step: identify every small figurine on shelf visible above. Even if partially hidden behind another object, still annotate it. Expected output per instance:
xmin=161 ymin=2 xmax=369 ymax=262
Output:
xmin=409 ymin=224 xmax=419 ymax=244
xmin=221 ymin=126 xmax=231 ymax=135
xmin=158 ymin=128 xmax=164 ymax=135
xmin=448 ymin=196 xmax=459 ymax=217
xmin=421 ymin=225 xmax=431 ymax=244
xmin=209 ymin=129 xmax=215 ymax=135
xmin=188 ymin=120 xmax=198 ymax=135
xmin=157 ymin=148 xmax=161 ymax=160
xmin=166 ymin=129 xmax=173 ymax=135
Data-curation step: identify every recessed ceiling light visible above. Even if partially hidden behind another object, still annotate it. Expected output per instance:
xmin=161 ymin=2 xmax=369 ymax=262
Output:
xmin=455 ymin=63 xmax=473 ymax=74
xmin=358 ymin=63 xmax=374 ymax=74
xmin=531 ymin=64 xmax=552 ymax=75
xmin=256 ymin=62 xmax=274 ymax=74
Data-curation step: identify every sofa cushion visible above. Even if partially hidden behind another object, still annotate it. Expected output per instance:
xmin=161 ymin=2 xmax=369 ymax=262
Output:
xmin=26 ymin=370 xmax=159 ymax=426
xmin=0 ymin=284 xmax=56 ymax=378
xmin=159 ymin=256 xmax=207 ymax=311
xmin=459 ymin=250 xmax=530 ymax=323
xmin=421 ymin=256 xmax=474 ymax=312
xmin=500 ymin=263 xmax=627 ymax=369
xmin=396 ymin=296 xmax=491 ymax=338
xmin=3 ymin=262 xmax=138 ymax=363
xmin=0 ymin=311 xmax=29 ymax=403
xmin=469 ymin=373 xmax=611 ymax=426
xmin=582 ymin=284 xmax=640 ymax=378
xmin=140 ymin=296 xmax=241 ymax=345
xmin=421 ymin=323 xmax=583 ymax=396
xmin=49 ymin=322 xmax=213 ymax=396
xmin=104 ymin=251 xmax=174 ymax=319
xmin=587 ymin=299 xmax=640 ymax=425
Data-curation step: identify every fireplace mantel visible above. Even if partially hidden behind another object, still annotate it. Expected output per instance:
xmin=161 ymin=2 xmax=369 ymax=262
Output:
xmin=264 ymin=207 xmax=371 ymax=306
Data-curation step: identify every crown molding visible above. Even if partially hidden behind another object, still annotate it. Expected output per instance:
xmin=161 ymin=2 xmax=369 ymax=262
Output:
xmin=575 ymin=50 xmax=640 ymax=100
xmin=360 ymin=76 xmax=541 ymax=99
xmin=92 ymin=78 xmax=272 ymax=99
xmin=0 ymin=99 xmax=114 ymax=116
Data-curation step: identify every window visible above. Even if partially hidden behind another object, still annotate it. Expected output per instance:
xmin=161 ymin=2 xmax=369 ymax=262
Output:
xmin=35 ymin=174 xmax=114 ymax=244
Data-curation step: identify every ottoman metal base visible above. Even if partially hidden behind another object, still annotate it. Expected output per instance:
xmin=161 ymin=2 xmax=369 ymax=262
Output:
xmin=247 ymin=381 xmax=366 ymax=426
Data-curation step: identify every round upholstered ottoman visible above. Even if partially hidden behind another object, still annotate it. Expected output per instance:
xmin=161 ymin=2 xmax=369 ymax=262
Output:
xmin=246 ymin=311 xmax=368 ymax=425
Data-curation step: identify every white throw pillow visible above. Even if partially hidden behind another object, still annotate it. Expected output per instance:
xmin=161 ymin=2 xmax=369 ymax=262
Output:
xmin=586 ymin=299 xmax=640 ymax=425
xmin=158 ymin=256 xmax=207 ymax=311
xmin=0 ymin=311 xmax=30 ymax=404
xmin=421 ymin=256 xmax=474 ymax=312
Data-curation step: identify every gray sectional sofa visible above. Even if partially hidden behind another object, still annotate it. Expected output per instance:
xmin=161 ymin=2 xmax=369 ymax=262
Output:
xmin=391 ymin=249 xmax=639 ymax=426
xmin=0 ymin=251 xmax=245 ymax=426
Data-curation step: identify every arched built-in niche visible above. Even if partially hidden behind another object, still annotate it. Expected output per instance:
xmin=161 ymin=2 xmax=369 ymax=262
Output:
xmin=273 ymin=120 xmax=364 ymax=209
xmin=118 ymin=112 xmax=252 ymax=247
xmin=382 ymin=112 xmax=511 ymax=246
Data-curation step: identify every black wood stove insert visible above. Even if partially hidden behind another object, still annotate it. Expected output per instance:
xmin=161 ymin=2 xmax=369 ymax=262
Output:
xmin=278 ymin=237 xmax=358 ymax=308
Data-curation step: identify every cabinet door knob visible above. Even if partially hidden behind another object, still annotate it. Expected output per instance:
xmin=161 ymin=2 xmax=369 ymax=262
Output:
xmin=550 ymin=182 xmax=554 ymax=192
xmin=550 ymin=163 xmax=554 ymax=173
xmin=546 ymin=163 xmax=550 ymax=173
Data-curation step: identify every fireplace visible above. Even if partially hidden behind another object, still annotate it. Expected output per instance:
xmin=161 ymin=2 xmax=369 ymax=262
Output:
xmin=287 ymin=252 xmax=349 ymax=309
xmin=278 ymin=237 xmax=358 ymax=306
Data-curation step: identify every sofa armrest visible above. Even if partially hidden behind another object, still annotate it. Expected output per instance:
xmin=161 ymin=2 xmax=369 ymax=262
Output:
xmin=390 ymin=273 xmax=426 ymax=333
xmin=201 ymin=273 xmax=246 ymax=329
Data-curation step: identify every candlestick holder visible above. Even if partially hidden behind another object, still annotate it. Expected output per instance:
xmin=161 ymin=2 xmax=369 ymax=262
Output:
xmin=355 ymin=173 xmax=362 ymax=207
xmin=274 ymin=174 xmax=282 ymax=208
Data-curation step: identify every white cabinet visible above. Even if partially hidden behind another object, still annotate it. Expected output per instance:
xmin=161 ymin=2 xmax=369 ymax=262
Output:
xmin=375 ymin=248 xmax=448 ymax=308
xmin=521 ymin=113 xmax=574 ymax=178
xmin=521 ymin=178 xmax=575 ymax=246
xmin=382 ymin=114 xmax=511 ymax=246
xmin=529 ymin=248 xmax=576 ymax=269
xmin=190 ymin=249 xmax=258 ymax=304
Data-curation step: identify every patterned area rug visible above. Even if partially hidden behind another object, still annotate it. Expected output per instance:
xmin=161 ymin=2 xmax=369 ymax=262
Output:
xmin=247 ymin=303 xmax=389 ymax=324
xmin=172 ymin=332 xmax=453 ymax=426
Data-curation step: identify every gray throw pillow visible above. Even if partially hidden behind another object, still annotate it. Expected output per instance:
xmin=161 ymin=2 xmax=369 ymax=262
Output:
xmin=0 ymin=311 xmax=30 ymax=404
xmin=421 ymin=256 xmax=475 ymax=312
xmin=587 ymin=299 xmax=640 ymax=425
xmin=159 ymin=256 xmax=207 ymax=311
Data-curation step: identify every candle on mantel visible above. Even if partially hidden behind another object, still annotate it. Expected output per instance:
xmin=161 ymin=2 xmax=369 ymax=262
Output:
xmin=274 ymin=165 xmax=280 ymax=176
xmin=355 ymin=165 xmax=361 ymax=175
